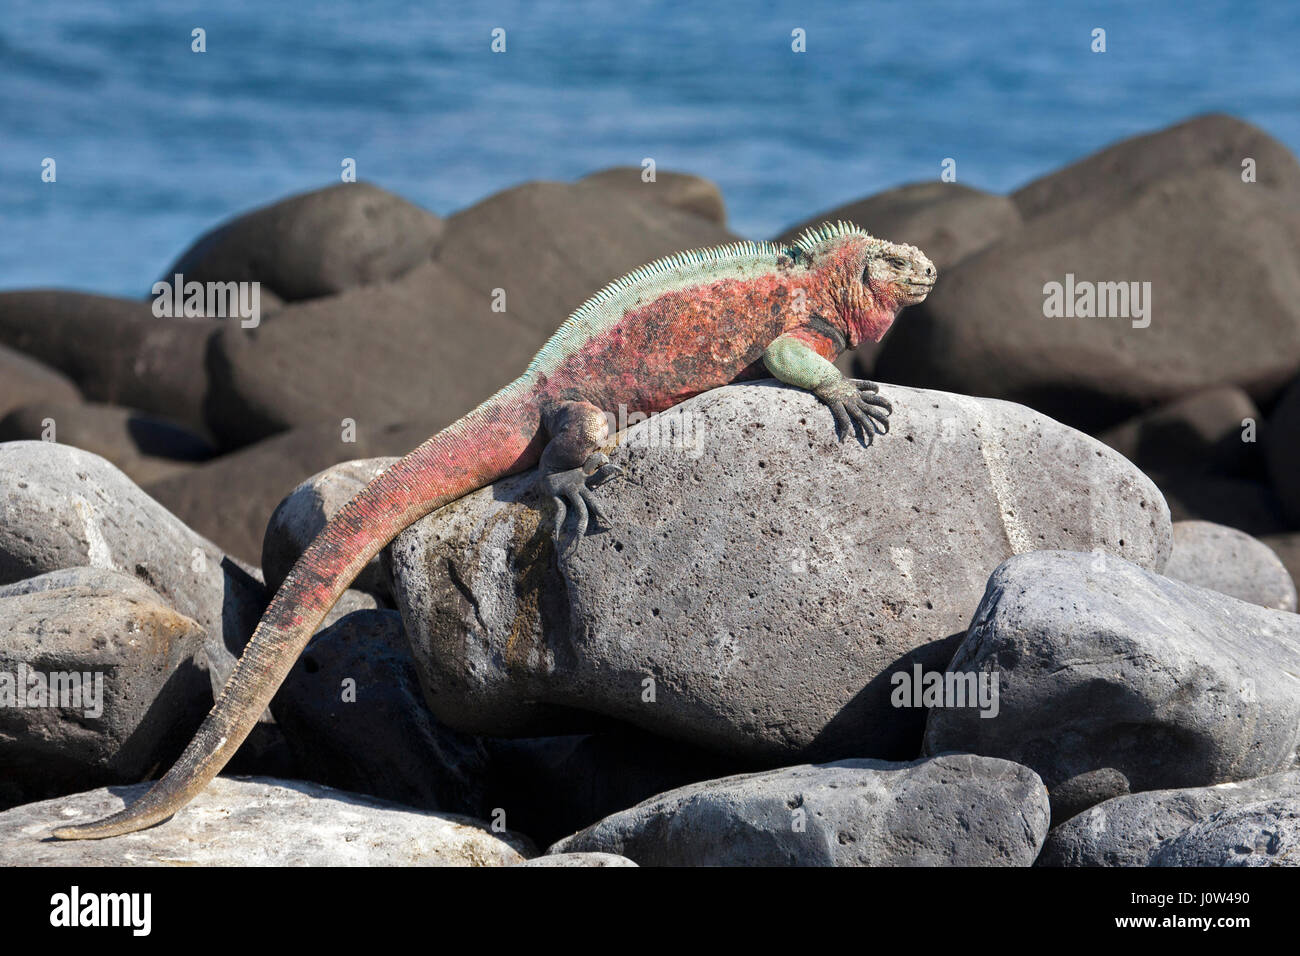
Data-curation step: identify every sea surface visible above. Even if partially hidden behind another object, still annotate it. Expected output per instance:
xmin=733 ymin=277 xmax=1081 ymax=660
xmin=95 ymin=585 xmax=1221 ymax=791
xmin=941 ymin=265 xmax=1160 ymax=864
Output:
xmin=2 ymin=0 xmax=1296 ymax=296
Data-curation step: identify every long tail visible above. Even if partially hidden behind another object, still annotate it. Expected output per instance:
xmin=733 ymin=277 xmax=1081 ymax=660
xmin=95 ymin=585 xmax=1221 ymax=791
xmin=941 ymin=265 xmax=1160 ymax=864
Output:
xmin=52 ymin=382 xmax=542 ymax=839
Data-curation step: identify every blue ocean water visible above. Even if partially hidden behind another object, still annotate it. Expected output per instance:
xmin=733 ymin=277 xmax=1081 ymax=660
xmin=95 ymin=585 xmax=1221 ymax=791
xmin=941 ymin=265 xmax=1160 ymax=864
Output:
xmin=2 ymin=0 xmax=1296 ymax=297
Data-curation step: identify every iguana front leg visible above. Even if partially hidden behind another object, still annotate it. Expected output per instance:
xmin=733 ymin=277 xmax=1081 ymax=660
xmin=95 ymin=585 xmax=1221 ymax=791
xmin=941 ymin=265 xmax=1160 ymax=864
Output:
xmin=763 ymin=331 xmax=892 ymax=445
xmin=539 ymin=399 xmax=621 ymax=552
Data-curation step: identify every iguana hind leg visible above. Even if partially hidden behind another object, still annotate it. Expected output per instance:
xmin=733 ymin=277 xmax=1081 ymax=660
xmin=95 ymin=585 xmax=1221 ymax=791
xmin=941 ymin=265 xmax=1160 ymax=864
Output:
xmin=539 ymin=400 xmax=621 ymax=552
xmin=763 ymin=331 xmax=892 ymax=446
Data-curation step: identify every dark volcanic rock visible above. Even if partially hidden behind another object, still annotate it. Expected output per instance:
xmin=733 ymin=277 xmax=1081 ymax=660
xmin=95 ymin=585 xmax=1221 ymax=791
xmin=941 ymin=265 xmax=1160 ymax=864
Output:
xmin=0 ymin=291 xmax=215 ymax=435
xmin=1266 ymin=375 xmax=1300 ymax=523
xmin=779 ymin=181 xmax=1021 ymax=272
xmin=203 ymin=259 xmax=539 ymax=449
xmin=483 ymin=729 xmax=753 ymax=848
xmin=273 ymin=609 xmax=491 ymax=817
xmin=1013 ymin=113 xmax=1300 ymax=219
xmin=1158 ymin=476 xmax=1290 ymax=538
xmin=0 ymin=570 xmax=210 ymax=805
xmin=145 ymin=421 xmax=435 ymax=567
xmin=1096 ymin=386 xmax=1263 ymax=480
xmin=0 ymin=344 xmax=81 ymax=419
xmin=389 ymin=383 xmax=1169 ymax=761
xmin=1040 ymin=771 xmax=1300 ymax=867
xmin=160 ymin=182 xmax=445 ymax=302
xmin=581 ymin=167 xmax=727 ymax=224
xmin=434 ymin=180 xmax=736 ymax=339
xmin=874 ymin=117 xmax=1300 ymax=431
xmin=549 ymin=754 xmax=1050 ymax=867
xmin=0 ymin=400 xmax=214 ymax=486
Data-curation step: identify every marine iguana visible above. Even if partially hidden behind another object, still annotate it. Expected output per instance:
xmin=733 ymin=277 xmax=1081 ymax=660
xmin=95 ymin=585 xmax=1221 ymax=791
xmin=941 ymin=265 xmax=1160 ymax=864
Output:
xmin=52 ymin=221 xmax=935 ymax=839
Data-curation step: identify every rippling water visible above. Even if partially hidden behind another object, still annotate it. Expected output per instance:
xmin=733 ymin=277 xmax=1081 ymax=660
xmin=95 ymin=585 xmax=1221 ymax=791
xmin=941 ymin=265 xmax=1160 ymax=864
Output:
xmin=1 ymin=0 xmax=1294 ymax=295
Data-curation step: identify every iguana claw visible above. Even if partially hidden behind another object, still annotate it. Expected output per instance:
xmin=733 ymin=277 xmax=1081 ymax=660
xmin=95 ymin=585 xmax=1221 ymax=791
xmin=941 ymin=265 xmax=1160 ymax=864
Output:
xmin=816 ymin=378 xmax=892 ymax=447
xmin=543 ymin=452 xmax=621 ymax=554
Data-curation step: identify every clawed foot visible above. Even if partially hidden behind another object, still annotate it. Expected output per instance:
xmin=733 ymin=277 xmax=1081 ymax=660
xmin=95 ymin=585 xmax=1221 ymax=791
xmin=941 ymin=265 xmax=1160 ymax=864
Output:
xmin=814 ymin=378 xmax=892 ymax=446
xmin=541 ymin=452 xmax=622 ymax=555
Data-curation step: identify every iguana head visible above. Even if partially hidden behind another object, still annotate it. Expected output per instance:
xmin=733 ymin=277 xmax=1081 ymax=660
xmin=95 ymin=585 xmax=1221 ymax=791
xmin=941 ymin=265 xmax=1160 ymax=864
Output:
xmin=793 ymin=222 xmax=936 ymax=345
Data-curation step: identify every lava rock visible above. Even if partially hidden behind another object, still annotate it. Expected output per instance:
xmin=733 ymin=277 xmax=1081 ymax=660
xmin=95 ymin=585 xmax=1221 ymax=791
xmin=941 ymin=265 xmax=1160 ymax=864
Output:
xmin=1266 ymin=375 xmax=1300 ymax=523
xmin=1163 ymin=520 xmax=1297 ymax=611
xmin=0 ymin=344 xmax=81 ymax=418
xmin=549 ymin=754 xmax=1050 ymax=866
xmin=389 ymin=382 xmax=1170 ymax=761
xmin=145 ymin=423 xmax=431 ymax=567
xmin=0 ymin=441 xmax=266 ymax=694
xmin=273 ymin=608 xmax=491 ymax=817
xmin=1157 ymin=476 xmax=1290 ymax=538
xmin=875 ymin=116 xmax=1300 ymax=431
xmin=779 ymin=181 xmax=1021 ymax=273
xmin=160 ymin=182 xmax=445 ymax=302
xmin=0 ymin=291 xmax=214 ymax=435
xmin=581 ymin=167 xmax=726 ymax=224
xmin=1095 ymin=386 xmax=1262 ymax=480
xmin=1039 ymin=770 xmax=1300 ymax=866
xmin=923 ymin=551 xmax=1300 ymax=794
xmin=434 ymin=179 xmax=736 ymax=339
xmin=203 ymin=259 xmax=538 ymax=448
xmin=0 ymin=777 xmax=533 ymax=866
xmin=0 ymin=400 xmax=214 ymax=486
xmin=0 ymin=570 xmax=210 ymax=804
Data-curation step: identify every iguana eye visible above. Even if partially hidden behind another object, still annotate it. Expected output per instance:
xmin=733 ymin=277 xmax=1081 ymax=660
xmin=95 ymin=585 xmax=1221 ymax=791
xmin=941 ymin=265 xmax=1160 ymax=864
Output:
xmin=886 ymin=256 xmax=906 ymax=269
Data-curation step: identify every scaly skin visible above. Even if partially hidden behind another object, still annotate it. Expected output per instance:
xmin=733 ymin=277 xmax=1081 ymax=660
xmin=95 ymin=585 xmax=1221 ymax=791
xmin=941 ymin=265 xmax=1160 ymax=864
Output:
xmin=51 ymin=221 xmax=935 ymax=840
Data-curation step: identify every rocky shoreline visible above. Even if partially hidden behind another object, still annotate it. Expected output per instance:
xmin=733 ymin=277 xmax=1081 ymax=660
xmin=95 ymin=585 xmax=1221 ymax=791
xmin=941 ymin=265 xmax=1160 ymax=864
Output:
xmin=1 ymin=113 xmax=1298 ymax=866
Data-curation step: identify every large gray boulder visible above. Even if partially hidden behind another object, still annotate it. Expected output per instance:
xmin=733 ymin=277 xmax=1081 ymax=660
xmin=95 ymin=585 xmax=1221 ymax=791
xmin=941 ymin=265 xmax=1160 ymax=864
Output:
xmin=1040 ymin=771 xmax=1300 ymax=866
xmin=160 ymin=182 xmax=445 ymax=302
xmin=924 ymin=551 xmax=1300 ymax=799
xmin=548 ymin=754 xmax=1050 ymax=866
xmin=0 ymin=441 xmax=266 ymax=693
xmin=0 ymin=777 xmax=533 ymax=866
xmin=388 ymin=382 xmax=1170 ymax=761
xmin=1163 ymin=520 xmax=1297 ymax=611
xmin=0 ymin=570 xmax=210 ymax=806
